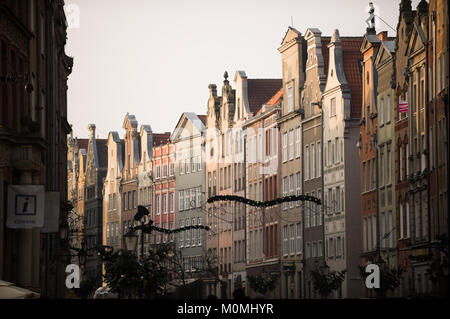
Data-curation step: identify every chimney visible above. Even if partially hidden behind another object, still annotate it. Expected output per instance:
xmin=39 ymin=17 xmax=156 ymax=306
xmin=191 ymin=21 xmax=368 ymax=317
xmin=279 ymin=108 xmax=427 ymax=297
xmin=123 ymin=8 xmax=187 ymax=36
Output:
xmin=377 ymin=31 xmax=388 ymax=41
xmin=208 ymin=84 xmax=217 ymax=97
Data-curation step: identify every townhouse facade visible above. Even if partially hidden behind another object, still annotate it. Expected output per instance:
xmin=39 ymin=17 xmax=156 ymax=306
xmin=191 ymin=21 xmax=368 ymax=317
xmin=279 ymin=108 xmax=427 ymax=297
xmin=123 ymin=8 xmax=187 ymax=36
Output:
xmin=172 ymin=113 xmax=206 ymax=288
xmin=277 ymin=27 xmax=305 ymax=299
xmin=103 ymin=131 xmax=123 ymax=251
xmin=374 ymin=37 xmax=398 ymax=296
xmin=359 ymin=29 xmax=383 ymax=296
xmin=394 ymin=0 xmax=415 ymax=297
xmin=323 ymin=30 xmax=363 ymax=298
xmin=67 ymin=125 xmax=107 ymax=286
xmin=301 ymin=28 xmax=327 ymax=299
xmin=244 ymin=88 xmax=282 ymax=298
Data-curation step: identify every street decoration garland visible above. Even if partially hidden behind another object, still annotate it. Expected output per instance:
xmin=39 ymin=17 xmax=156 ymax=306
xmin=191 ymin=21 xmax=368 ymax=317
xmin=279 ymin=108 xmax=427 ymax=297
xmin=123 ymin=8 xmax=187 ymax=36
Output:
xmin=132 ymin=224 xmax=210 ymax=234
xmin=206 ymin=194 xmax=321 ymax=207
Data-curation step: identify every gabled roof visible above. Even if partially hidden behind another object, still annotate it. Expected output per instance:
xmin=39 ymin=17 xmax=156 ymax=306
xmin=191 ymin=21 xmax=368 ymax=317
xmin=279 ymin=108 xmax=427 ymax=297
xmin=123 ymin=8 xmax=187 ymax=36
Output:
xmin=76 ymin=138 xmax=89 ymax=150
xmin=255 ymin=88 xmax=283 ymax=116
xmin=198 ymin=115 xmax=207 ymax=125
xmin=405 ymin=21 xmax=426 ymax=56
xmin=374 ymin=40 xmax=395 ymax=67
xmin=341 ymin=37 xmax=363 ymax=118
xmin=247 ymin=79 xmax=283 ymax=114
xmin=321 ymin=37 xmax=331 ymax=76
xmin=280 ymin=26 xmax=302 ymax=45
xmin=96 ymin=139 xmax=108 ymax=168
xmin=153 ymin=133 xmax=171 ymax=147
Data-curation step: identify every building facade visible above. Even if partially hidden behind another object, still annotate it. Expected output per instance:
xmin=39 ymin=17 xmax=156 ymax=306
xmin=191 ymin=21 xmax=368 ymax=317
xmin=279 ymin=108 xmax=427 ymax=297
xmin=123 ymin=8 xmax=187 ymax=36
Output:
xmin=277 ymin=27 xmax=305 ymax=299
xmin=172 ymin=112 xmax=205 ymax=292
xmin=323 ymin=29 xmax=362 ymax=298
xmin=0 ymin=0 xmax=73 ymax=298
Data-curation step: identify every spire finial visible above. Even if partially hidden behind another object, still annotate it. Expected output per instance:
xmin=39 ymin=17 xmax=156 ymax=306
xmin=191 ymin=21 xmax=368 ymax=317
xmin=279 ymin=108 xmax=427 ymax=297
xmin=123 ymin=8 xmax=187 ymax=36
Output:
xmin=223 ymin=71 xmax=229 ymax=85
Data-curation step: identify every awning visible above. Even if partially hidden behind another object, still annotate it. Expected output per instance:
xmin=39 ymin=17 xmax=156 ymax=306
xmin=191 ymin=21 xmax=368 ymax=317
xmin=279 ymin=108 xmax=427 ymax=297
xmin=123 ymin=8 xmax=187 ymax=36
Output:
xmin=0 ymin=280 xmax=40 ymax=299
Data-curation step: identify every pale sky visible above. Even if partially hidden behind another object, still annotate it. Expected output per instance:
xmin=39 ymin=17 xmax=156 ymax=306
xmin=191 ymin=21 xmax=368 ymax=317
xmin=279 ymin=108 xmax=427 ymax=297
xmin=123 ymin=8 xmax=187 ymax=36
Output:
xmin=65 ymin=0 xmax=422 ymax=139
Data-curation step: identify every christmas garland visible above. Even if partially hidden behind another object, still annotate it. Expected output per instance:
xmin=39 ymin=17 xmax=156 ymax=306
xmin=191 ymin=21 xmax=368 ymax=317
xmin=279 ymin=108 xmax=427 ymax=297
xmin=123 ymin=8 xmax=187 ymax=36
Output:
xmin=133 ymin=224 xmax=210 ymax=234
xmin=206 ymin=194 xmax=321 ymax=207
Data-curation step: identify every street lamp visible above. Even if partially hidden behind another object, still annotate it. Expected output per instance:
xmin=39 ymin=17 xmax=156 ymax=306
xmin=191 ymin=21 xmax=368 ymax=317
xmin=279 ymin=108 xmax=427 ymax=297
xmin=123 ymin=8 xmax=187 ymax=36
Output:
xmin=123 ymin=229 xmax=139 ymax=253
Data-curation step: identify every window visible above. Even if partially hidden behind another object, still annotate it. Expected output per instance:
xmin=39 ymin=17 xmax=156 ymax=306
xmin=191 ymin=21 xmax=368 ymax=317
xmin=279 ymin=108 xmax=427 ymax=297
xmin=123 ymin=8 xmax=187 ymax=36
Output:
xmin=311 ymin=143 xmax=315 ymax=178
xmin=169 ymin=192 xmax=174 ymax=212
xmin=328 ymin=238 xmax=334 ymax=257
xmin=305 ymin=146 xmax=309 ymax=180
xmin=156 ymin=166 xmax=160 ymax=179
xmin=387 ymin=148 xmax=392 ymax=184
xmin=406 ymin=202 xmax=410 ymax=238
xmin=162 ymin=193 xmax=167 ymax=213
xmin=386 ymin=96 xmax=391 ymax=123
xmin=169 ymin=163 xmax=174 ymax=176
xmin=179 ymin=191 xmax=184 ymax=211
xmin=191 ymin=157 xmax=195 ymax=172
xmin=336 ymin=186 xmax=341 ymax=212
xmin=196 ymin=187 xmax=202 ymax=208
xmin=367 ymin=216 xmax=372 ymax=251
xmin=388 ymin=210 xmax=393 ymax=248
xmin=296 ymin=223 xmax=302 ymax=255
xmin=330 ymin=98 xmax=336 ymax=116
xmin=381 ymin=212 xmax=386 ymax=248
xmin=363 ymin=217 xmax=367 ymax=251
xmin=186 ymin=219 xmax=190 ymax=246
xmin=185 ymin=158 xmax=190 ymax=174
xmin=155 ymin=194 xmax=160 ymax=215
xmin=289 ymin=130 xmax=294 ymax=160
xmin=287 ymin=86 xmax=293 ymax=112
xmin=163 ymin=165 xmax=167 ymax=178
xmin=306 ymin=243 xmax=311 ymax=258
xmin=289 ymin=174 xmax=294 ymax=208
xmin=336 ymin=237 xmax=342 ymax=257
xmin=296 ymin=172 xmax=301 ymax=206
xmin=282 ymin=132 xmax=287 ymax=162
xmin=283 ymin=225 xmax=288 ymax=256
xmin=312 ymin=242 xmax=317 ymax=257
xmin=439 ymin=54 xmax=445 ymax=92
xmin=327 ymin=140 xmax=332 ymax=166
xmin=295 ymin=127 xmax=301 ymax=158
xmin=283 ymin=177 xmax=288 ymax=210
xmin=335 ymin=138 xmax=339 ymax=164
xmin=379 ymin=98 xmax=384 ymax=125
xmin=290 ymin=224 xmax=295 ymax=256
xmin=372 ymin=216 xmax=377 ymax=250
xmin=317 ymin=142 xmax=321 ymax=177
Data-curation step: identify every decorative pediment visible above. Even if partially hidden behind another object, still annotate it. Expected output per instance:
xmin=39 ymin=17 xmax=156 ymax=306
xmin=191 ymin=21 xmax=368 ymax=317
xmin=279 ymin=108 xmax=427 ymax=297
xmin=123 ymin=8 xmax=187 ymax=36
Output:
xmin=278 ymin=27 xmax=302 ymax=53
xmin=405 ymin=22 xmax=426 ymax=57
xmin=374 ymin=42 xmax=394 ymax=67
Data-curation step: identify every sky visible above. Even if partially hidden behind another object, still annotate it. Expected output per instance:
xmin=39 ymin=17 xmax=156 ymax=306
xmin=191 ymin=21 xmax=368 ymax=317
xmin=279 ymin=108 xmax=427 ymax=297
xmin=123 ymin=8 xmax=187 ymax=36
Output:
xmin=65 ymin=0 xmax=422 ymax=139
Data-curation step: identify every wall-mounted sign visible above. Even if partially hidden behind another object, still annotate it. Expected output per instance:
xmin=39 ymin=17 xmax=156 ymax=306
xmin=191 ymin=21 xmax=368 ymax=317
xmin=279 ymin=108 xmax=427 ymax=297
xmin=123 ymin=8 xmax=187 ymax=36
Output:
xmin=7 ymin=185 xmax=45 ymax=229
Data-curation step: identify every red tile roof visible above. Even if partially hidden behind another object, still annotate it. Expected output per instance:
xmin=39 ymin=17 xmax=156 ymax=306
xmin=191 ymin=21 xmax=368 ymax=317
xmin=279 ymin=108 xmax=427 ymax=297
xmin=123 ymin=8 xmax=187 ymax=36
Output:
xmin=96 ymin=139 xmax=108 ymax=168
xmin=255 ymin=88 xmax=283 ymax=116
xmin=266 ymin=87 xmax=283 ymax=107
xmin=153 ymin=133 xmax=171 ymax=147
xmin=197 ymin=115 xmax=207 ymax=125
xmin=341 ymin=37 xmax=363 ymax=119
xmin=77 ymin=138 xmax=89 ymax=151
xmin=321 ymin=37 xmax=331 ymax=76
xmin=247 ymin=79 xmax=283 ymax=114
